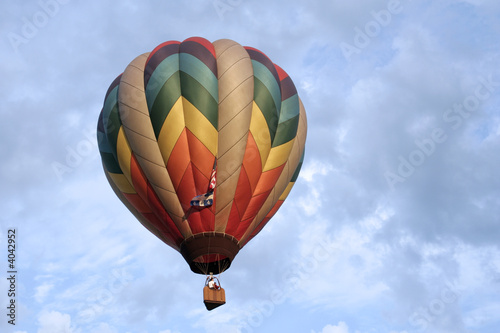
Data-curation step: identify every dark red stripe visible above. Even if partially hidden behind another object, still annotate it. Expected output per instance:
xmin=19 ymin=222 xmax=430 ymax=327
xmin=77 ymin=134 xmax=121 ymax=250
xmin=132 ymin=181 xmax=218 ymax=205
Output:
xmin=180 ymin=38 xmax=217 ymax=77
xmin=274 ymin=64 xmax=297 ymax=101
xmin=144 ymin=41 xmax=181 ymax=89
xmin=244 ymin=47 xmax=281 ymax=85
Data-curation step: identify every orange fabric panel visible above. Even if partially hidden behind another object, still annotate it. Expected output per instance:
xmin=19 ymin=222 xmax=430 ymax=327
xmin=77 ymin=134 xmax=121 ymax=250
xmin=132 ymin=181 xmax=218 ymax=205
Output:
xmin=253 ymin=165 xmax=285 ymax=195
xmin=167 ymin=128 xmax=191 ymax=191
xmin=186 ymin=128 xmax=216 ymax=191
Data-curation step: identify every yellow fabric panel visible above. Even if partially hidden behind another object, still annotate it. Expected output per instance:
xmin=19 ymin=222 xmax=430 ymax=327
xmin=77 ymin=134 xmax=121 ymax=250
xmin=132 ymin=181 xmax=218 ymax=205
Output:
xmin=262 ymin=139 xmax=295 ymax=172
xmin=108 ymin=171 xmax=136 ymax=194
xmin=183 ymin=97 xmax=218 ymax=156
xmin=116 ymin=126 xmax=133 ymax=186
xmin=249 ymin=101 xmax=271 ymax=168
xmin=157 ymin=96 xmax=185 ymax=163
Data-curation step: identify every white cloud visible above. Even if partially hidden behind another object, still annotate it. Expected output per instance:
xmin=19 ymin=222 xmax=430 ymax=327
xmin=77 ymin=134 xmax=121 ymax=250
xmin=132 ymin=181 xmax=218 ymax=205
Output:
xmin=89 ymin=323 xmax=118 ymax=333
xmin=37 ymin=311 xmax=73 ymax=333
xmin=35 ymin=282 xmax=54 ymax=303
xmin=313 ymin=321 xmax=349 ymax=333
xmin=300 ymin=159 xmax=334 ymax=183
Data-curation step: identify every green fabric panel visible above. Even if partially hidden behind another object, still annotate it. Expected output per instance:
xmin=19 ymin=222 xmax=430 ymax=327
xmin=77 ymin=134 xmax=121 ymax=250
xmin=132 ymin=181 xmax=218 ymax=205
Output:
xmin=97 ymin=131 xmax=112 ymax=154
xmin=146 ymin=53 xmax=180 ymax=110
xmin=101 ymin=87 xmax=119 ymax=155
xmin=100 ymin=152 xmax=122 ymax=174
xmin=278 ymin=95 xmax=300 ymax=124
xmin=149 ymin=72 xmax=182 ymax=138
xmin=104 ymin=103 xmax=122 ymax=159
xmin=179 ymin=53 xmax=218 ymax=102
xmin=180 ymin=71 xmax=218 ymax=129
xmin=272 ymin=115 xmax=299 ymax=148
xmin=252 ymin=60 xmax=281 ymax=116
xmin=290 ymin=151 xmax=305 ymax=182
xmin=102 ymin=86 xmax=119 ymax=126
xmin=254 ymin=77 xmax=278 ymax=143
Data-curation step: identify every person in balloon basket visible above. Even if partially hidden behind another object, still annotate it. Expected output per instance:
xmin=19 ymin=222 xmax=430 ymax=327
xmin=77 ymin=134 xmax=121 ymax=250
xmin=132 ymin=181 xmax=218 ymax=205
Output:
xmin=206 ymin=274 xmax=220 ymax=290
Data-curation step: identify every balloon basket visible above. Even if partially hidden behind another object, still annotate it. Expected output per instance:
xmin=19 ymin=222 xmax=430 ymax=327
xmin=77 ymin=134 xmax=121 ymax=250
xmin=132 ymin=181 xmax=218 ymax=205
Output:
xmin=203 ymin=286 xmax=226 ymax=311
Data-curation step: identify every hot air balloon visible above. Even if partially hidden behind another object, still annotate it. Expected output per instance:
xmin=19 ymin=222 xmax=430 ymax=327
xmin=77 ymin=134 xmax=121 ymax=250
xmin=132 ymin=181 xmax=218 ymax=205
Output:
xmin=97 ymin=37 xmax=307 ymax=310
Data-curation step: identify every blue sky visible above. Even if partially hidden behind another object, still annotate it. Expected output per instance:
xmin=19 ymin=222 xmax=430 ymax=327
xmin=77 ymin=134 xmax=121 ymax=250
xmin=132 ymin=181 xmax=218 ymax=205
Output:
xmin=1 ymin=1 xmax=499 ymax=332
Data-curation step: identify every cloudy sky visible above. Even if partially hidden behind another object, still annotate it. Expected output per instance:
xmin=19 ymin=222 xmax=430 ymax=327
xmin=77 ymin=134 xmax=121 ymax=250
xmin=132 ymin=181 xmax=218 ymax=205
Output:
xmin=1 ymin=0 xmax=499 ymax=332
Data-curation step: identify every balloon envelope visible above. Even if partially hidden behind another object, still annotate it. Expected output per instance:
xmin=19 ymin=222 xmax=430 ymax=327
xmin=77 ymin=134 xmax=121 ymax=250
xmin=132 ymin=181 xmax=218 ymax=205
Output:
xmin=97 ymin=37 xmax=307 ymax=274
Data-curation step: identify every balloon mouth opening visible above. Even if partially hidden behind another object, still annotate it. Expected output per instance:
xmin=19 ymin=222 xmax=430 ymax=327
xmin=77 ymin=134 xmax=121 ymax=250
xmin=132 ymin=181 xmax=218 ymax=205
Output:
xmin=191 ymin=257 xmax=232 ymax=275
xmin=180 ymin=232 xmax=241 ymax=275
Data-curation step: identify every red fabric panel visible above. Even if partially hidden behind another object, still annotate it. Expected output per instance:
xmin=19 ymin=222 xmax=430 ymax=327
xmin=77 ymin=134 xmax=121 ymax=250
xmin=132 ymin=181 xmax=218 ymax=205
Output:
xmin=146 ymin=183 xmax=185 ymax=245
xmin=240 ymin=190 xmax=273 ymax=223
xmin=142 ymin=213 xmax=181 ymax=251
xmin=199 ymin=206 xmax=215 ymax=233
xmin=129 ymin=153 xmax=184 ymax=246
xmin=274 ymin=63 xmax=289 ymax=81
xmin=233 ymin=165 xmax=252 ymax=221
xmin=178 ymin=163 xmax=204 ymax=234
xmin=224 ymin=201 xmax=243 ymax=236
xmin=242 ymin=132 xmax=262 ymax=193
xmin=233 ymin=216 xmax=255 ymax=241
xmin=123 ymin=193 xmax=151 ymax=213
xmin=130 ymin=154 xmax=149 ymax=201
xmin=177 ymin=163 xmax=197 ymax=210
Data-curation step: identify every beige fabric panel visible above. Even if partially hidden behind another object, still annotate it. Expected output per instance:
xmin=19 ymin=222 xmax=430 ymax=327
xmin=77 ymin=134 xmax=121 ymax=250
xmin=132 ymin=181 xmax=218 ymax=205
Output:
xmin=118 ymin=53 xmax=192 ymax=238
xmin=213 ymin=138 xmax=246 ymax=232
xmin=238 ymin=98 xmax=307 ymax=244
xmin=213 ymin=39 xmax=254 ymax=232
